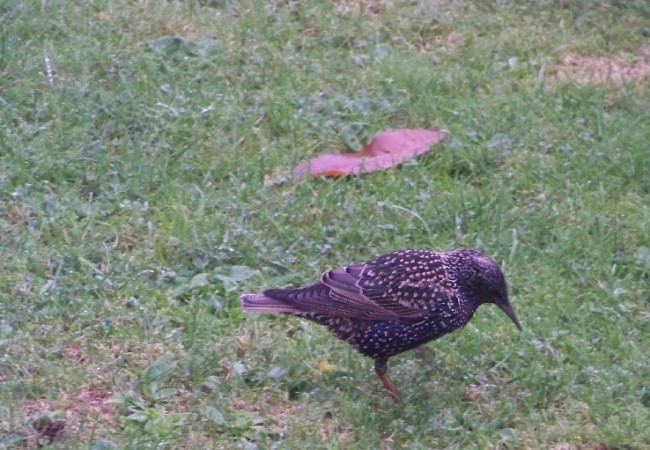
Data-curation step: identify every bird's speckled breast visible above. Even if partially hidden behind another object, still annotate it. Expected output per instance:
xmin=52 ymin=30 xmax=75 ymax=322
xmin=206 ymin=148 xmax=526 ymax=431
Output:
xmin=352 ymin=297 xmax=476 ymax=358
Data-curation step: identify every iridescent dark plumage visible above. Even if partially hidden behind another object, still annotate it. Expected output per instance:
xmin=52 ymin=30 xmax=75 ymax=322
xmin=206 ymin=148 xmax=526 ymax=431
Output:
xmin=241 ymin=248 xmax=521 ymax=399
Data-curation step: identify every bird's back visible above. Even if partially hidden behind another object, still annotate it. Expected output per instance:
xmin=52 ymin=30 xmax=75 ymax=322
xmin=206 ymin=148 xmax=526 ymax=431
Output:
xmin=250 ymin=250 xmax=479 ymax=359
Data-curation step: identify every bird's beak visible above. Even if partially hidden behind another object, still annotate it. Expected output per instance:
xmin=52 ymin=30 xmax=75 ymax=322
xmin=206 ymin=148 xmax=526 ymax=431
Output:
xmin=498 ymin=300 xmax=522 ymax=331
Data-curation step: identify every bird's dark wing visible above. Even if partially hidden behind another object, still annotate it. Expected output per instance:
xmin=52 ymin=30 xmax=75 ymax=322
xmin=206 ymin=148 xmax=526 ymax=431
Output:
xmin=264 ymin=250 xmax=454 ymax=322
xmin=321 ymin=264 xmax=430 ymax=321
xmin=263 ymin=281 xmax=390 ymax=319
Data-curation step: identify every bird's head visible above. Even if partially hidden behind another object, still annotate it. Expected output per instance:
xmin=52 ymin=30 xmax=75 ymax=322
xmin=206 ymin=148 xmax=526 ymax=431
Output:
xmin=451 ymin=249 xmax=522 ymax=331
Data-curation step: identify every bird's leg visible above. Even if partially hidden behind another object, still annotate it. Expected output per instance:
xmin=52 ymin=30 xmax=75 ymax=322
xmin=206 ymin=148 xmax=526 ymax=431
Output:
xmin=374 ymin=358 xmax=399 ymax=401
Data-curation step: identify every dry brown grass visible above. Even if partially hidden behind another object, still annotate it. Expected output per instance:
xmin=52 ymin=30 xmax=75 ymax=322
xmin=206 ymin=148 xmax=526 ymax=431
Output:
xmin=21 ymin=384 xmax=117 ymax=448
xmin=550 ymin=48 xmax=650 ymax=86
xmin=335 ymin=0 xmax=389 ymax=17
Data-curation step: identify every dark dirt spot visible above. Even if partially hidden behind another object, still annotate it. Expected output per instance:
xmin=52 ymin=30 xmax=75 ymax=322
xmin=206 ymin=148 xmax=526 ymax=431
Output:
xmin=33 ymin=418 xmax=66 ymax=446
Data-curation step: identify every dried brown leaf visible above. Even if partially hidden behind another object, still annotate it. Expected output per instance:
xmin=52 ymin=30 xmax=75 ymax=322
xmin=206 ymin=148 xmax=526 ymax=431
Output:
xmin=293 ymin=128 xmax=447 ymax=181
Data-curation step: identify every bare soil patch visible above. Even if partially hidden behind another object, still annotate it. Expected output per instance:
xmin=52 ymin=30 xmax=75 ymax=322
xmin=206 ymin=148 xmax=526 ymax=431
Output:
xmin=22 ymin=384 xmax=118 ymax=447
xmin=335 ymin=0 xmax=388 ymax=17
xmin=550 ymin=48 xmax=650 ymax=86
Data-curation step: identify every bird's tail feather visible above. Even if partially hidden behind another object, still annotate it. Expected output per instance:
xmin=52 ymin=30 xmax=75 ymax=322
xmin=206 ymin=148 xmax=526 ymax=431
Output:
xmin=240 ymin=293 xmax=303 ymax=314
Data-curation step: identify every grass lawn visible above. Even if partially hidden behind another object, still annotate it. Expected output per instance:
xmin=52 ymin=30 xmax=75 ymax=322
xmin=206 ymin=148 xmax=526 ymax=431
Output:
xmin=1 ymin=0 xmax=649 ymax=448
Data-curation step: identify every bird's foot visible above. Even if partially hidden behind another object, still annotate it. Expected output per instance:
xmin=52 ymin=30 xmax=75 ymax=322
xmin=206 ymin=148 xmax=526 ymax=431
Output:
xmin=378 ymin=372 xmax=400 ymax=401
xmin=375 ymin=358 xmax=400 ymax=401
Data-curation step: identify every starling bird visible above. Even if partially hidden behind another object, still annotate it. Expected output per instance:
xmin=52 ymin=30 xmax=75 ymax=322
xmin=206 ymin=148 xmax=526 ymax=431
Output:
xmin=240 ymin=248 xmax=521 ymax=399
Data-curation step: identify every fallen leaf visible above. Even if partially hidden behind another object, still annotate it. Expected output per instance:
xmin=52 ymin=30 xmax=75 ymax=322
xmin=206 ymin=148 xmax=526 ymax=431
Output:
xmin=293 ymin=128 xmax=447 ymax=181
